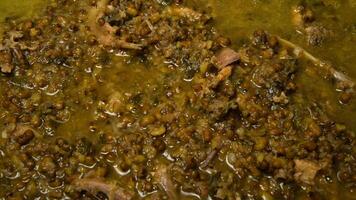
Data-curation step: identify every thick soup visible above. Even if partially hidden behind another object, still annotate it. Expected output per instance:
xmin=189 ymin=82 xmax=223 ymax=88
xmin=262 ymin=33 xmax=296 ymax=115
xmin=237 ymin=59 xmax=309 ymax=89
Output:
xmin=0 ymin=0 xmax=355 ymax=199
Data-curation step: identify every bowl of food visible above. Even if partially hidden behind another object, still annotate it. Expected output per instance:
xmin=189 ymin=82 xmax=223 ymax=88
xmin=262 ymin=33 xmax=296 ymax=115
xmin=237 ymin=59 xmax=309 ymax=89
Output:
xmin=0 ymin=0 xmax=355 ymax=199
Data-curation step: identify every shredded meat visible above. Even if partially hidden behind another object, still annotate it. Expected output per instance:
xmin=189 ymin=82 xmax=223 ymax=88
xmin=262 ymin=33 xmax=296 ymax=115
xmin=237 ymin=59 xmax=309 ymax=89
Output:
xmin=2 ymin=30 xmax=39 ymax=51
xmin=154 ymin=165 xmax=178 ymax=200
xmin=73 ymin=178 xmax=134 ymax=200
xmin=200 ymin=149 xmax=218 ymax=169
xmin=88 ymin=0 xmax=142 ymax=50
xmin=208 ymin=66 xmax=233 ymax=89
xmin=5 ymin=31 xmax=23 ymax=48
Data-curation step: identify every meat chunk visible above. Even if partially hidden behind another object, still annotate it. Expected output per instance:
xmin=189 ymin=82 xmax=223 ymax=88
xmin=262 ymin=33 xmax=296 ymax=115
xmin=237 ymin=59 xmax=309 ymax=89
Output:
xmin=294 ymin=159 xmax=321 ymax=185
xmin=215 ymin=47 xmax=240 ymax=69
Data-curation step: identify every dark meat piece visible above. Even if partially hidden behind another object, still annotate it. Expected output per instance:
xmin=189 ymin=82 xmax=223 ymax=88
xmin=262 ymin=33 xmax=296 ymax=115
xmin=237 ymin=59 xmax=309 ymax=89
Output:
xmin=7 ymin=124 xmax=36 ymax=146
xmin=15 ymin=128 xmax=35 ymax=146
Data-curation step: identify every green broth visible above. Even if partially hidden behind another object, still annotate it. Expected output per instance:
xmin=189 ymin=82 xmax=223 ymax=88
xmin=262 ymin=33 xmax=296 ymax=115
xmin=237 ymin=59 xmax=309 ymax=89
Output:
xmin=0 ymin=0 xmax=48 ymax=38
xmin=0 ymin=1 xmax=47 ymax=23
